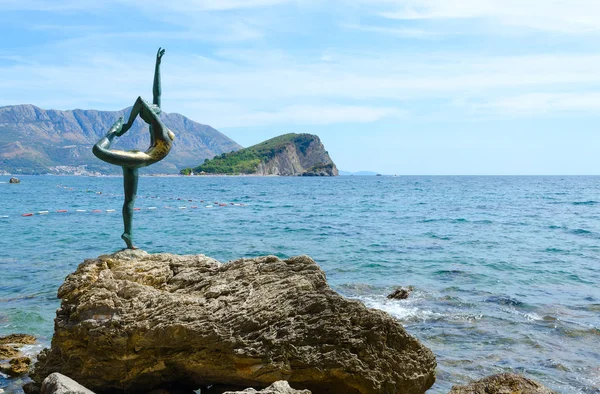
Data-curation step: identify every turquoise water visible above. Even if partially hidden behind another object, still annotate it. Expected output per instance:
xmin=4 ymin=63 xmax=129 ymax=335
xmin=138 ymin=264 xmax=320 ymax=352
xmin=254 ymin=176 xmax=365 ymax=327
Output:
xmin=1 ymin=175 xmax=599 ymax=393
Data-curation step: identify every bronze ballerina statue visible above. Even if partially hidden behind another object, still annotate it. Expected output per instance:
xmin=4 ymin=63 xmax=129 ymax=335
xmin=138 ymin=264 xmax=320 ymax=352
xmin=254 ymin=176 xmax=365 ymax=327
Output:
xmin=93 ymin=48 xmax=175 ymax=249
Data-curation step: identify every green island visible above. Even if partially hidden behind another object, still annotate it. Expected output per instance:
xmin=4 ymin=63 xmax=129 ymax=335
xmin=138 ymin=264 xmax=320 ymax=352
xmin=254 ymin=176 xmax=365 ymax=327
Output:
xmin=181 ymin=133 xmax=338 ymax=176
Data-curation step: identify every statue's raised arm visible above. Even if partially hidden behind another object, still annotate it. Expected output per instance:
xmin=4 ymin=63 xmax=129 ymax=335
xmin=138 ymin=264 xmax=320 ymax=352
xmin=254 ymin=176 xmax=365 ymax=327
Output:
xmin=153 ymin=47 xmax=165 ymax=108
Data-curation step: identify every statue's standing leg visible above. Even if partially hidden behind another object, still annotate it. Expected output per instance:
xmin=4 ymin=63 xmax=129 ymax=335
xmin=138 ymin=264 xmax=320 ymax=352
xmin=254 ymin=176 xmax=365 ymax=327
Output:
xmin=121 ymin=167 xmax=139 ymax=249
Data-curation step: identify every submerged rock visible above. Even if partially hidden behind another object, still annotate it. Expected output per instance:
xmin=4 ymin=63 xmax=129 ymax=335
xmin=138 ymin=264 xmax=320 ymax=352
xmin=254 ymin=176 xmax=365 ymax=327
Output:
xmin=223 ymin=381 xmax=311 ymax=393
xmin=387 ymin=286 xmax=414 ymax=300
xmin=448 ymin=373 xmax=558 ymax=394
xmin=41 ymin=373 xmax=95 ymax=394
xmin=31 ymin=250 xmax=436 ymax=393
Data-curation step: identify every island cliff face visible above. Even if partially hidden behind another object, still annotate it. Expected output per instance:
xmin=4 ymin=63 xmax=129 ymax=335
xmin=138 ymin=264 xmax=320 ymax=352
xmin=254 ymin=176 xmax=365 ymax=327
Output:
xmin=0 ymin=104 xmax=241 ymax=174
xmin=255 ymin=135 xmax=337 ymax=176
xmin=184 ymin=133 xmax=338 ymax=176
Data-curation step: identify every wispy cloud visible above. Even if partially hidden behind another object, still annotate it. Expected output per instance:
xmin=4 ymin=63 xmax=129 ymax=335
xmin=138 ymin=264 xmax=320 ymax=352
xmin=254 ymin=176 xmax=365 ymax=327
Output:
xmin=375 ymin=0 xmax=600 ymax=33
xmin=342 ymin=23 xmax=438 ymax=38
xmin=472 ymin=92 xmax=600 ymax=114
xmin=3 ymin=0 xmax=600 ymax=130
xmin=208 ymin=105 xmax=404 ymax=128
xmin=124 ymin=0 xmax=294 ymax=11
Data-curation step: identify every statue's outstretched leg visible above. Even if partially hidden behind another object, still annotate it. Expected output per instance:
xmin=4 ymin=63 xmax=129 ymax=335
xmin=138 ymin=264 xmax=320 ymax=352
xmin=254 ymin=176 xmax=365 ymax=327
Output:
xmin=121 ymin=167 xmax=139 ymax=249
xmin=119 ymin=96 xmax=163 ymax=146
xmin=119 ymin=97 xmax=146 ymax=135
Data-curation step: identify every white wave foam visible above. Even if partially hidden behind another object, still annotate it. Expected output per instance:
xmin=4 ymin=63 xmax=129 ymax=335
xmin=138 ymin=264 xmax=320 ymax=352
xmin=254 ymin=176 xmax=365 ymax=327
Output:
xmin=359 ymin=296 xmax=443 ymax=322
xmin=19 ymin=343 xmax=45 ymax=357
xmin=501 ymin=306 xmax=543 ymax=321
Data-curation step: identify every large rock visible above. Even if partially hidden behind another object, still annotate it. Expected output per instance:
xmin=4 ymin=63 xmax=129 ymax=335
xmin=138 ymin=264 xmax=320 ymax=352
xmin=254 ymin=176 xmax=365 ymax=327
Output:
xmin=223 ymin=381 xmax=311 ymax=393
xmin=31 ymin=250 xmax=435 ymax=393
xmin=41 ymin=373 xmax=95 ymax=394
xmin=449 ymin=373 xmax=558 ymax=394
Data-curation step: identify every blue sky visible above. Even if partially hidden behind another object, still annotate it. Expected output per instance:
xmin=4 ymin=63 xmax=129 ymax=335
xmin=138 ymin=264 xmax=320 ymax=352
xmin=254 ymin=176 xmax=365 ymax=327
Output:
xmin=1 ymin=0 xmax=600 ymax=174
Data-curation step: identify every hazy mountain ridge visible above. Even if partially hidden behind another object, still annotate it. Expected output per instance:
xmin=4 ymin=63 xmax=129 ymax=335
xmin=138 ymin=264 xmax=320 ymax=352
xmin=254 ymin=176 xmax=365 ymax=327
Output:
xmin=0 ymin=104 xmax=242 ymax=174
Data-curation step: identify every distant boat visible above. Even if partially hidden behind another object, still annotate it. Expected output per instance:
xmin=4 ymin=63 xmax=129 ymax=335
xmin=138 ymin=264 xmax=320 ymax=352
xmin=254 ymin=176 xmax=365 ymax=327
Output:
xmin=376 ymin=174 xmax=383 ymax=176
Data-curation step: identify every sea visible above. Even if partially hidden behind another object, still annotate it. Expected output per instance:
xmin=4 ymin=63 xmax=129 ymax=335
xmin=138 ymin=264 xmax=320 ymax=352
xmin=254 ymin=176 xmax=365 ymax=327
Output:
xmin=0 ymin=175 xmax=599 ymax=393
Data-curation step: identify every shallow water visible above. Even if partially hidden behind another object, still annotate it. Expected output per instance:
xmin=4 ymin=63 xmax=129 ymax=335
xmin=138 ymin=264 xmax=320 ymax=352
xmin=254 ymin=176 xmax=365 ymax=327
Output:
xmin=1 ymin=175 xmax=599 ymax=393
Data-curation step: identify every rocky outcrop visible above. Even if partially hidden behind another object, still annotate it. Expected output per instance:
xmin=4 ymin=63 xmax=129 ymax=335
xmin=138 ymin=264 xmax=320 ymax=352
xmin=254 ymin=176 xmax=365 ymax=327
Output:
xmin=387 ymin=286 xmax=414 ymax=300
xmin=41 ymin=373 xmax=95 ymax=394
xmin=0 ymin=104 xmax=241 ymax=174
xmin=31 ymin=250 xmax=435 ymax=393
xmin=448 ymin=373 xmax=558 ymax=394
xmin=254 ymin=136 xmax=338 ymax=176
xmin=223 ymin=381 xmax=311 ymax=393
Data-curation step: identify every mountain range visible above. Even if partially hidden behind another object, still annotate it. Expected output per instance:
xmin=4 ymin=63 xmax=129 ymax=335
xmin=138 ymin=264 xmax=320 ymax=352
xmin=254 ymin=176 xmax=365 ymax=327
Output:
xmin=0 ymin=105 xmax=241 ymax=174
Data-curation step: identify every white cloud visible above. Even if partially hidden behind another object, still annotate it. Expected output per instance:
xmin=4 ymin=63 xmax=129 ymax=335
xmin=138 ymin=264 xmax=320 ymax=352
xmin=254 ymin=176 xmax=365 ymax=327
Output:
xmin=473 ymin=92 xmax=600 ymax=114
xmin=134 ymin=0 xmax=293 ymax=11
xmin=215 ymin=105 xmax=403 ymax=127
xmin=4 ymin=49 xmax=600 ymax=127
xmin=374 ymin=0 xmax=600 ymax=33
xmin=0 ymin=0 xmax=102 ymax=11
xmin=0 ymin=0 xmax=293 ymax=12
xmin=342 ymin=23 xmax=438 ymax=38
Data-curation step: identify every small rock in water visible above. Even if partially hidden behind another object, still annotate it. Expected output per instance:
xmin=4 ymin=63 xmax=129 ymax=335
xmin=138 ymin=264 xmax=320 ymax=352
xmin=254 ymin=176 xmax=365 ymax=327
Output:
xmin=1 ymin=356 xmax=31 ymax=376
xmin=449 ymin=373 xmax=558 ymax=394
xmin=387 ymin=286 xmax=414 ymax=300
xmin=9 ymin=177 xmax=20 ymax=184
xmin=0 ymin=334 xmax=36 ymax=345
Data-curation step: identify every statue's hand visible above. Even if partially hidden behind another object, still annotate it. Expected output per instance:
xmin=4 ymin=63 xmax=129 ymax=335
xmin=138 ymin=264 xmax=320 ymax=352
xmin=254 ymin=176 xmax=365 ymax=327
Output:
xmin=156 ymin=47 xmax=166 ymax=64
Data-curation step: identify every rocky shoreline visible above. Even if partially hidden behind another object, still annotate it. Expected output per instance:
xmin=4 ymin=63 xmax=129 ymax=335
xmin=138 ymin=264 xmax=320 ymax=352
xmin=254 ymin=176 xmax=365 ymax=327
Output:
xmin=2 ymin=250 xmax=558 ymax=393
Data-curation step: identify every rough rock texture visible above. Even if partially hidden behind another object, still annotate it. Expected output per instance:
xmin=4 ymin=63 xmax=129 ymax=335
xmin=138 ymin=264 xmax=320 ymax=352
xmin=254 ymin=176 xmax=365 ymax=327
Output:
xmin=0 ymin=104 xmax=241 ymax=174
xmin=31 ymin=250 xmax=435 ymax=394
xmin=223 ymin=381 xmax=311 ymax=393
xmin=448 ymin=373 xmax=558 ymax=394
xmin=0 ymin=345 xmax=19 ymax=359
xmin=1 ymin=356 xmax=31 ymax=376
xmin=0 ymin=334 xmax=36 ymax=376
xmin=41 ymin=373 xmax=96 ymax=394
xmin=387 ymin=287 xmax=413 ymax=300
xmin=9 ymin=177 xmax=20 ymax=183
xmin=255 ymin=136 xmax=338 ymax=176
